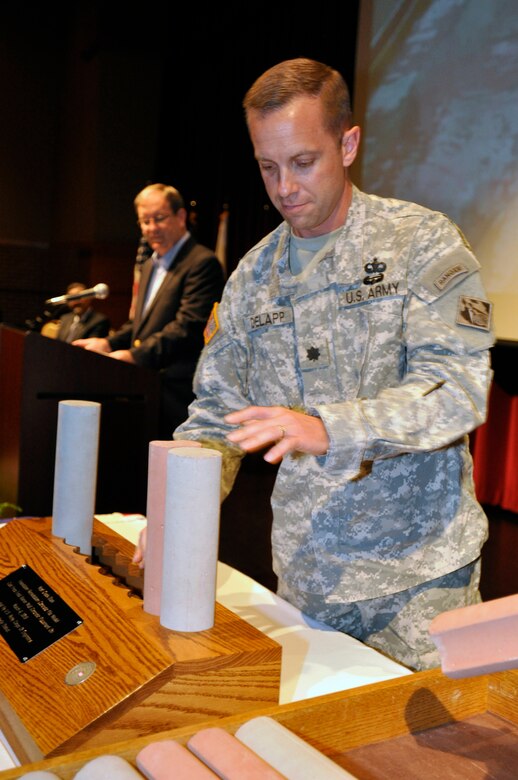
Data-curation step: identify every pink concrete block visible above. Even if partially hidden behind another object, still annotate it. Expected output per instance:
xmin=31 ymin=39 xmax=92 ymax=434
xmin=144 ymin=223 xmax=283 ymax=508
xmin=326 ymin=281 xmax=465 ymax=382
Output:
xmin=187 ymin=727 xmax=286 ymax=779
xmin=429 ymin=593 xmax=518 ymax=678
xmin=143 ymin=441 xmax=175 ymax=615
xmin=136 ymin=739 xmax=218 ymax=779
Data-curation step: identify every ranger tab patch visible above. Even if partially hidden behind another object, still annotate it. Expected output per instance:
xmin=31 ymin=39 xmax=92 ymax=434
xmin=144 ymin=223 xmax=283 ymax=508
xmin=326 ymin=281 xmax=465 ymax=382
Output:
xmin=204 ymin=302 xmax=220 ymax=344
xmin=434 ymin=263 xmax=469 ymax=291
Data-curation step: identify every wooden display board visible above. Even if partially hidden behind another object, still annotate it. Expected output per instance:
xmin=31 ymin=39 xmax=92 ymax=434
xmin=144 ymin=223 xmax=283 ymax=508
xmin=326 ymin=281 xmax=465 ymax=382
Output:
xmin=3 ymin=667 xmax=517 ymax=779
xmin=0 ymin=517 xmax=282 ymax=764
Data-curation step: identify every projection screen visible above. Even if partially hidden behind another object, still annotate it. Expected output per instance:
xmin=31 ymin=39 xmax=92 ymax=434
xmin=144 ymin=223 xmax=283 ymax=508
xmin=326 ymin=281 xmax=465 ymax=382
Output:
xmin=354 ymin=0 xmax=518 ymax=341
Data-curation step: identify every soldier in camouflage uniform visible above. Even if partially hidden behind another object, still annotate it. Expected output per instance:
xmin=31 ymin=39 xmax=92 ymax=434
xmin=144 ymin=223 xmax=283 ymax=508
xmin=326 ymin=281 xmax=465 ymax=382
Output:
xmin=167 ymin=59 xmax=494 ymax=670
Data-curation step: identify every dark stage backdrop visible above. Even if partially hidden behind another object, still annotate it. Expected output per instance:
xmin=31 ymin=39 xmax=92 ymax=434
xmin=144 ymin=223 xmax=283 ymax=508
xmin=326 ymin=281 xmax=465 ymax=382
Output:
xmin=152 ymin=3 xmax=361 ymax=274
xmin=0 ymin=2 xmax=360 ymax=326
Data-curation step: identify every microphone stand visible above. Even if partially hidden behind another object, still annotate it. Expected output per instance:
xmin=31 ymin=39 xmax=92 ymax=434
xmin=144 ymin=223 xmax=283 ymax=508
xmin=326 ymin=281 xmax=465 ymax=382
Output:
xmin=25 ymin=303 xmax=70 ymax=333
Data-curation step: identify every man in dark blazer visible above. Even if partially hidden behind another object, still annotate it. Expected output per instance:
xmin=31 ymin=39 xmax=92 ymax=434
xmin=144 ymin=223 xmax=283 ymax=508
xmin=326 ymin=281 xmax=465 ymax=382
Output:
xmin=57 ymin=282 xmax=111 ymax=342
xmin=74 ymin=183 xmax=225 ymax=438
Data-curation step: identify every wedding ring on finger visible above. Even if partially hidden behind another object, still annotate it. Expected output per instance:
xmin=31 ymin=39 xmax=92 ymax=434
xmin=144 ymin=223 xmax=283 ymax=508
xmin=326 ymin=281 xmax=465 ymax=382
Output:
xmin=278 ymin=425 xmax=286 ymax=440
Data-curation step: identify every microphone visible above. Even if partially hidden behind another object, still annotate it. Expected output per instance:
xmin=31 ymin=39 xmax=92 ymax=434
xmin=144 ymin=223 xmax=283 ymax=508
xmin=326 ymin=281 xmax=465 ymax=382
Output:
xmin=45 ymin=283 xmax=109 ymax=306
xmin=136 ymin=237 xmax=152 ymax=265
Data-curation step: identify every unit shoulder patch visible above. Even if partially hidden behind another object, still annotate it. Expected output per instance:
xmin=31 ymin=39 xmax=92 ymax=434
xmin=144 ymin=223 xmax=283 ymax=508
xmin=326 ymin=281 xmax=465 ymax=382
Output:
xmin=456 ymin=296 xmax=492 ymax=331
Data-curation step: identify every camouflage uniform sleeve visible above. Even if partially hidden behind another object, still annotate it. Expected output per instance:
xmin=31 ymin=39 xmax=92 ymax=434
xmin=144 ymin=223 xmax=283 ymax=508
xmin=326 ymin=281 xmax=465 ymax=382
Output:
xmin=316 ymin=211 xmax=495 ymax=476
xmin=173 ymin=274 xmax=250 ymax=499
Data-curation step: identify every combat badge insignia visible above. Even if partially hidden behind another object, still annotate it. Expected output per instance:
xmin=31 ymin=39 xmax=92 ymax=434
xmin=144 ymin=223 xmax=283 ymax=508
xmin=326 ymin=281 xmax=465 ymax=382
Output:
xmin=363 ymin=258 xmax=387 ymax=285
xmin=456 ymin=296 xmax=492 ymax=330
xmin=204 ymin=302 xmax=220 ymax=344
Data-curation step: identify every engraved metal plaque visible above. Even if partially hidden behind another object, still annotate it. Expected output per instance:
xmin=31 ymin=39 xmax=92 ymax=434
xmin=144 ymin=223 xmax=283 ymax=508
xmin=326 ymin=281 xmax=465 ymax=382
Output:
xmin=0 ymin=564 xmax=83 ymax=662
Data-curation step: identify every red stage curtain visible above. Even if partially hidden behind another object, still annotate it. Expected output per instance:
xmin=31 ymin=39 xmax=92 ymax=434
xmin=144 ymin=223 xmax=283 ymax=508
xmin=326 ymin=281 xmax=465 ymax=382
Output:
xmin=471 ymin=381 xmax=518 ymax=512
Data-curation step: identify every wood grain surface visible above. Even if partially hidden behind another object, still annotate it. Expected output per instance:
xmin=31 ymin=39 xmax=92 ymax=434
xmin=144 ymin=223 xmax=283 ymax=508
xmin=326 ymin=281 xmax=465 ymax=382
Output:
xmin=0 ymin=517 xmax=281 ymax=762
xmin=1 ymin=669 xmax=517 ymax=779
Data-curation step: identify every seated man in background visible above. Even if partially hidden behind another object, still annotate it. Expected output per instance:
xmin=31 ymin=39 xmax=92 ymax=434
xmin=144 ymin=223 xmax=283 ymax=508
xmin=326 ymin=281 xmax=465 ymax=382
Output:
xmin=57 ymin=281 xmax=111 ymax=342
xmin=74 ymin=183 xmax=225 ymax=439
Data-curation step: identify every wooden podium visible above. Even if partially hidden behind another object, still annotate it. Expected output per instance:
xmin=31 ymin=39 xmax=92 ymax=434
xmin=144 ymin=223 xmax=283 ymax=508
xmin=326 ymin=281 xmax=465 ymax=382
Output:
xmin=0 ymin=325 xmax=161 ymax=517
xmin=0 ymin=517 xmax=282 ymax=764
